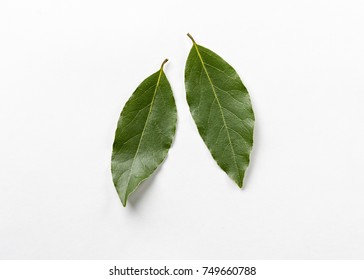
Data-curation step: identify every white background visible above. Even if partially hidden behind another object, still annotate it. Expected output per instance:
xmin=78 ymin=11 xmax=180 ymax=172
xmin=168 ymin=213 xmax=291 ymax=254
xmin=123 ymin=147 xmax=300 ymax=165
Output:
xmin=1 ymin=0 xmax=364 ymax=259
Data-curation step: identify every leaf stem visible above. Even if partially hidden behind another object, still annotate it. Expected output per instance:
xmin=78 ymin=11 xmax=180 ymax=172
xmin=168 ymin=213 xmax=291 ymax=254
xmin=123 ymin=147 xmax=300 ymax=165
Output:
xmin=161 ymin=58 xmax=168 ymax=70
xmin=187 ymin=33 xmax=196 ymax=44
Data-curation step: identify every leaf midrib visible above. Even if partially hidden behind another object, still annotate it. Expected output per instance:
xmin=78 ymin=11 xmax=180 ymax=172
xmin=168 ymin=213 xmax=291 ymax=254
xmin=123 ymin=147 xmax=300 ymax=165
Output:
xmin=193 ymin=44 xmax=242 ymax=184
xmin=124 ymin=69 xmax=164 ymax=198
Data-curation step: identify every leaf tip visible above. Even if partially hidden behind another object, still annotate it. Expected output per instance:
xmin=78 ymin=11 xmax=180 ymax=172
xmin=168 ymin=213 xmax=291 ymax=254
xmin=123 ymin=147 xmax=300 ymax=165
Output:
xmin=239 ymin=176 xmax=245 ymax=188
xmin=116 ymin=191 xmax=128 ymax=207
xmin=187 ymin=33 xmax=196 ymax=44
xmin=232 ymin=174 xmax=244 ymax=189
xmin=122 ymin=197 xmax=127 ymax=207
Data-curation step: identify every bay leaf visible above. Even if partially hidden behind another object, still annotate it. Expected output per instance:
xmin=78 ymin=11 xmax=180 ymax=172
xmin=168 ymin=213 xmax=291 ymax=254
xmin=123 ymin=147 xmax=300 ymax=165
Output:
xmin=185 ymin=34 xmax=255 ymax=187
xmin=111 ymin=59 xmax=177 ymax=206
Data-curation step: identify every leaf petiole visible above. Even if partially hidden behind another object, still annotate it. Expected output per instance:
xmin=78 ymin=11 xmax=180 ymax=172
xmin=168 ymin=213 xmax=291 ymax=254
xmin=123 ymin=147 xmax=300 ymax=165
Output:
xmin=187 ymin=33 xmax=196 ymax=44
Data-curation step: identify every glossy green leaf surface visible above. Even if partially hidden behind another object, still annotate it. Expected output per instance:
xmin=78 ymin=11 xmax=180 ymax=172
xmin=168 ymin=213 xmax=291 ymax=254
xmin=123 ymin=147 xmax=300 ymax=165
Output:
xmin=185 ymin=34 xmax=255 ymax=187
xmin=111 ymin=60 xmax=176 ymax=206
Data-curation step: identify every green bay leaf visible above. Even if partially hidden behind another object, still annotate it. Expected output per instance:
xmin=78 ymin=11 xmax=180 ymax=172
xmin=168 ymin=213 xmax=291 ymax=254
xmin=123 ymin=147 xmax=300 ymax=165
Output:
xmin=111 ymin=59 xmax=177 ymax=206
xmin=185 ymin=34 xmax=255 ymax=188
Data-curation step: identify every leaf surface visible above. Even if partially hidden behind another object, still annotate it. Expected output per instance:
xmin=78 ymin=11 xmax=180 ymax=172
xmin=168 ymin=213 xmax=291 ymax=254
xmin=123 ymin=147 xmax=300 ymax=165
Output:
xmin=185 ymin=34 xmax=255 ymax=187
xmin=112 ymin=60 xmax=176 ymax=206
